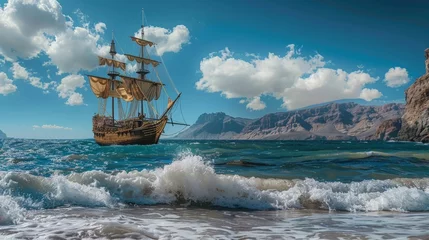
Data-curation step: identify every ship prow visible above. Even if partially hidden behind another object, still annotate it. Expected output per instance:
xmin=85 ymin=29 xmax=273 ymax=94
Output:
xmin=89 ymin=10 xmax=186 ymax=146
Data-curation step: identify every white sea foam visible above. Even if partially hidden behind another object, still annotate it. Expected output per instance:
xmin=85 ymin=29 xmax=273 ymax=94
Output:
xmin=0 ymin=195 xmax=24 ymax=225
xmin=1 ymin=151 xmax=429 ymax=222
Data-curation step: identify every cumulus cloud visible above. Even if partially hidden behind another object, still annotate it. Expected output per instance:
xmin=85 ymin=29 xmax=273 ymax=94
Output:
xmin=46 ymin=26 xmax=106 ymax=74
xmin=33 ymin=124 xmax=72 ymax=130
xmin=65 ymin=92 xmax=84 ymax=106
xmin=196 ymin=46 xmax=383 ymax=110
xmin=11 ymin=62 xmax=29 ymax=79
xmin=10 ymin=62 xmax=54 ymax=90
xmin=245 ymin=97 xmax=266 ymax=111
xmin=56 ymin=74 xmax=85 ymax=106
xmin=94 ymin=22 xmax=106 ymax=34
xmin=136 ymin=25 xmax=190 ymax=56
xmin=384 ymin=67 xmax=410 ymax=88
xmin=0 ymin=0 xmax=190 ymax=104
xmin=0 ymin=72 xmax=17 ymax=95
xmin=359 ymin=88 xmax=383 ymax=101
xmin=0 ymin=0 xmax=66 ymax=61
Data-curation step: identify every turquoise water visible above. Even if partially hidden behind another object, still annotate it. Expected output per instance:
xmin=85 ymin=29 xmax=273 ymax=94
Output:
xmin=1 ymin=139 xmax=429 ymax=239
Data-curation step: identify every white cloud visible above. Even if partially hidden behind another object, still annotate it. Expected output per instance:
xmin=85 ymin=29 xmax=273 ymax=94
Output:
xmin=359 ymin=88 xmax=383 ymax=101
xmin=11 ymin=62 xmax=29 ymax=79
xmin=0 ymin=0 xmax=190 ymax=105
xmin=0 ymin=0 xmax=190 ymax=68
xmin=46 ymin=26 xmax=105 ymax=74
xmin=94 ymin=22 xmax=106 ymax=34
xmin=10 ymin=62 xmax=54 ymax=90
xmin=0 ymin=1 xmax=106 ymax=75
xmin=57 ymin=74 xmax=85 ymax=106
xmin=0 ymin=72 xmax=17 ymax=95
xmin=196 ymin=46 xmax=383 ymax=110
xmin=384 ymin=67 xmax=410 ymax=88
xmin=65 ymin=92 xmax=84 ymax=106
xmin=33 ymin=124 xmax=72 ymax=130
xmin=0 ymin=0 xmax=66 ymax=61
xmin=29 ymin=77 xmax=55 ymax=90
xmin=136 ymin=25 xmax=190 ymax=56
xmin=245 ymin=97 xmax=266 ymax=111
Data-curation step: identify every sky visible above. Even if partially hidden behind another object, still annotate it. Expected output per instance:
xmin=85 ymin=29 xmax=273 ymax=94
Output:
xmin=0 ymin=0 xmax=428 ymax=139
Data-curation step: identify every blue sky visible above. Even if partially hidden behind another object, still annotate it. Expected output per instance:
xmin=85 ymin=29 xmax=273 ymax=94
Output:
xmin=0 ymin=0 xmax=428 ymax=139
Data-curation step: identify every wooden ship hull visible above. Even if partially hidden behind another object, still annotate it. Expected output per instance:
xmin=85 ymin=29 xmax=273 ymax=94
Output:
xmin=93 ymin=116 xmax=168 ymax=146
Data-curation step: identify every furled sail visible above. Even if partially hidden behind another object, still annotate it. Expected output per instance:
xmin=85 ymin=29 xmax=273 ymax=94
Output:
xmin=98 ymin=56 xmax=126 ymax=71
xmin=88 ymin=75 xmax=121 ymax=99
xmin=120 ymin=75 xmax=162 ymax=101
xmin=125 ymin=54 xmax=160 ymax=67
xmin=131 ymin=37 xmax=155 ymax=47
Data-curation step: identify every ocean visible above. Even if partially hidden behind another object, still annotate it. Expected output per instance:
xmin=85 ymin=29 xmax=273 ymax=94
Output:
xmin=1 ymin=139 xmax=429 ymax=239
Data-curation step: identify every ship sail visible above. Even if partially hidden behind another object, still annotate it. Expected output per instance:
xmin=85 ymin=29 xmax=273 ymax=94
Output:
xmin=120 ymin=75 xmax=162 ymax=101
xmin=125 ymin=54 xmax=161 ymax=67
xmin=116 ymin=86 xmax=134 ymax=102
xmin=88 ymin=75 xmax=122 ymax=99
xmin=131 ymin=36 xmax=155 ymax=47
xmin=98 ymin=56 xmax=126 ymax=71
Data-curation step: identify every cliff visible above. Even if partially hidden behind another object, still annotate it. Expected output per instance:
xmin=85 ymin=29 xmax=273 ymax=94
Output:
xmin=175 ymin=102 xmax=404 ymax=140
xmin=376 ymin=48 xmax=429 ymax=142
xmin=397 ymin=72 xmax=429 ymax=142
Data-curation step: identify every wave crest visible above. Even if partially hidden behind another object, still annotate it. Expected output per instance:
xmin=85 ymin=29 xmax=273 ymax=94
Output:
xmin=1 ymin=151 xmax=429 ymax=224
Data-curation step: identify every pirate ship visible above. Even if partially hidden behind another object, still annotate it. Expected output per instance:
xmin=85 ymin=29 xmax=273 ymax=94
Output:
xmin=89 ymin=11 xmax=187 ymax=146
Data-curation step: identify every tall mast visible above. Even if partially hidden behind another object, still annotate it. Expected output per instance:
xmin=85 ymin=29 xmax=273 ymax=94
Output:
xmin=108 ymin=31 xmax=119 ymax=125
xmin=136 ymin=8 xmax=150 ymax=118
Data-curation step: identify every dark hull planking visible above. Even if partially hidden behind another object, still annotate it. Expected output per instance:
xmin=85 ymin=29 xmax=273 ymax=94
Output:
xmin=93 ymin=118 xmax=167 ymax=146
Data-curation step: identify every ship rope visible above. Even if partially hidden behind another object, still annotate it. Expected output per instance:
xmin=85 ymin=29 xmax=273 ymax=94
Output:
xmin=117 ymin=98 xmax=126 ymax=120
xmin=134 ymin=81 xmax=159 ymax=116
xmin=145 ymin=48 xmax=170 ymax=100
xmin=155 ymin=98 xmax=159 ymax=119
xmin=98 ymin=98 xmax=107 ymax=116
xmin=147 ymin=101 xmax=155 ymax=118
xmin=179 ymin=99 xmax=188 ymax=125
xmin=126 ymin=100 xmax=139 ymax=119
xmin=143 ymin=13 xmax=179 ymax=95
xmin=114 ymin=35 xmax=159 ymax=118
xmin=156 ymin=47 xmax=179 ymax=95
xmin=161 ymin=125 xmax=189 ymax=137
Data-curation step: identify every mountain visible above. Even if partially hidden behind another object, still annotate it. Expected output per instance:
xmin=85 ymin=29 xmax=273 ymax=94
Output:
xmin=376 ymin=48 xmax=429 ymax=142
xmin=0 ymin=130 xmax=7 ymax=139
xmin=176 ymin=112 xmax=253 ymax=139
xmin=175 ymin=102 xmax=405 ymax=140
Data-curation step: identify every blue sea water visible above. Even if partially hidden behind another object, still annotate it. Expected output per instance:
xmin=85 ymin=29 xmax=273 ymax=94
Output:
xmin=1 ymin=139 xmax=429 ymax=239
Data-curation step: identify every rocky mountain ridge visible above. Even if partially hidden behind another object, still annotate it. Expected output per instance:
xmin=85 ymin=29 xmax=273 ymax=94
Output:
xmin=175 ymin=102 xmax=405 ymax=140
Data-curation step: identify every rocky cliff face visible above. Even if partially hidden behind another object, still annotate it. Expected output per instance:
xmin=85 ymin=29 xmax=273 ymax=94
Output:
xmin=0 ymin=130 xmax=7 ymax=139
xmin=374 ymin=118 xmax=402 ymax=141
xmin=175 ymin=103 xmax=404 ymax=140
xmin=375 ymin=49 xmax=429 ymax=142
xmin=397 ymin=73 xmax=429 ymax=142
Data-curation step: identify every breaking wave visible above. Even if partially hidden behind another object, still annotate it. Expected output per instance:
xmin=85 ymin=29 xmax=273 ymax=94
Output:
xmin=2 ymin=151 xmax=429 ymax=225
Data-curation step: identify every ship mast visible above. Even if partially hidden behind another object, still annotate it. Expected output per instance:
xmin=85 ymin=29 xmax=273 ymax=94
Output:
xmin=107 ymin=32 xmax=119 ymax=125
xmin=136 ymin=9 xmax=149 ymax=118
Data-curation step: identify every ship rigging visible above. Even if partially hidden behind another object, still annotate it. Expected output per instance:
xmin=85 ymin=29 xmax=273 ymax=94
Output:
xmin=89 ymin=10 xmax=187 ymax=145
